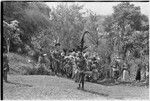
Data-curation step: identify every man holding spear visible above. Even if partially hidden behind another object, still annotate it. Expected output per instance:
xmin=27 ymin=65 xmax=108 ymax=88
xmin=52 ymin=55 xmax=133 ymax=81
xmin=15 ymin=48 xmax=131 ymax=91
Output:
xmin=75 ymin=31 xmax=89 ymax=90
xmin=76 ymin=52 xmax=87 ymax=90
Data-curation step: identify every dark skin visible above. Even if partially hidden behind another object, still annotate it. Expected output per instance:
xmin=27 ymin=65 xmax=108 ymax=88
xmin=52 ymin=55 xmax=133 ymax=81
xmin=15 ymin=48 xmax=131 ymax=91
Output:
xmin=3 ymin=54 xmax=9 ymax=82
xmin=136 ymin=66 xmax=141 ymax=81
xmin=76 ymin=54 xmax=87 ymax=90
xmin=51 ymin=51 xmax=62 ymax=75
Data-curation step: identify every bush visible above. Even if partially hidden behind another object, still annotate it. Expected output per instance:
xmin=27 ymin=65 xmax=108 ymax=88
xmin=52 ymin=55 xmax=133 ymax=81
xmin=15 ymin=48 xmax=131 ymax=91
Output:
xmin=27 ymin=68 xmax=38 ymax=75
xmin=27 ymin=65 xmax=54 ymax=75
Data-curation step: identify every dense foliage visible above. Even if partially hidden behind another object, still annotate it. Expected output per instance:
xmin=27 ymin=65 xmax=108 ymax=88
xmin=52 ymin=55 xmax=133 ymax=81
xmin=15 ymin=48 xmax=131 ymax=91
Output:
xmin=3 ymin=2 xmax=149 ymax=82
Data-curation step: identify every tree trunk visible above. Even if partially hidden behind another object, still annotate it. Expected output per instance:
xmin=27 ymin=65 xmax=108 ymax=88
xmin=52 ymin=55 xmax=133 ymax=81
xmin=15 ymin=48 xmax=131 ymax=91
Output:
xmin=6 ymin=38 xmax=10 ymax=54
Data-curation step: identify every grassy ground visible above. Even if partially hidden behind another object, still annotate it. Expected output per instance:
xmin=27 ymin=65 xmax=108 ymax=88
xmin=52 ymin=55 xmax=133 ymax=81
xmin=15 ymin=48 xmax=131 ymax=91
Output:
xmin=3 ymin=53 xmax=149 ymax=100
xmin=3 ymin=75 xmax=149 ymax=100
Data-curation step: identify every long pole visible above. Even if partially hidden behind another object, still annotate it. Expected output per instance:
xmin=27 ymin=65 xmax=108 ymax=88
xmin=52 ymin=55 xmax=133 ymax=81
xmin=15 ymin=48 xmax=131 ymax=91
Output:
xmin=80 ymin=31 xmax=89 ymax=52
xmin=6 ymin=38 xmax=10 ymax=54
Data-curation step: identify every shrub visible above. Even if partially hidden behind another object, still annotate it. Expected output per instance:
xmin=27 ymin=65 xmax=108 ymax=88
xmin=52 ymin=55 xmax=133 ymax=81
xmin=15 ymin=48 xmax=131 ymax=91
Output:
xmin=27 ymin=64 xmax=54 ymax=75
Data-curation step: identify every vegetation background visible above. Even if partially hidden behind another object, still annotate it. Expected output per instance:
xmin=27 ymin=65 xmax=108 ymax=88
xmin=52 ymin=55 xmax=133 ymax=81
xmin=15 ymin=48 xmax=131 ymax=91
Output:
xmin=3 ymin=2 xmax=149 ymax=82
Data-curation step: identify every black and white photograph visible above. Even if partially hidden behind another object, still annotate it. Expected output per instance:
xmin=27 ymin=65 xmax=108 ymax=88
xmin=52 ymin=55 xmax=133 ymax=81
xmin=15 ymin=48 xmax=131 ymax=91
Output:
xmin=2 ymin=0 xmax=149 ymax=100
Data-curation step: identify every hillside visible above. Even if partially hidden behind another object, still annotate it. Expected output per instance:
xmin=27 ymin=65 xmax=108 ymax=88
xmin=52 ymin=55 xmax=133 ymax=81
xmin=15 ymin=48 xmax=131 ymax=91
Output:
xmin=6 ymin=52 xmax=149 ymax=82
xmin=3 ymin=53 xmax=149 ymax=100
xmin=6 ymin=53 xmax=34 ymax=75
xmin=3 ymin=75 xmax=149 ymax=100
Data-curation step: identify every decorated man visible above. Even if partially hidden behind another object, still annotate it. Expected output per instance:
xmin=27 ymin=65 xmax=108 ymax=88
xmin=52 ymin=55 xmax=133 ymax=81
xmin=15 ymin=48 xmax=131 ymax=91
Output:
xmin=75 ymin=52 xmax=87 ymax=90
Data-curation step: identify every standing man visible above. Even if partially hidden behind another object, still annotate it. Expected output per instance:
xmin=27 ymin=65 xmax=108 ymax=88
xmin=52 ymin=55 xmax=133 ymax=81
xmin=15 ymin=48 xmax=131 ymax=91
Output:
xmin=122 ymin=62 xmax=130 ymax=81
xmin=145 ymin=64 xmax=149 ymax=86
xmin=43 ymin=53 xmax=52 ymax=74
xmin=135 ymin=64 xmax=142 ymax=82
xmin=51 ymin=50 xmax=61 ymax=76
xmin=3 ymin=54 xmax=9 ymax=82
xmin=112 ymin=61 xmax=120 ymax=83
xmin=71 ymin=52 xmax=78 ymax=79
xmin=76 ymin=52 xmax=87 ymax=90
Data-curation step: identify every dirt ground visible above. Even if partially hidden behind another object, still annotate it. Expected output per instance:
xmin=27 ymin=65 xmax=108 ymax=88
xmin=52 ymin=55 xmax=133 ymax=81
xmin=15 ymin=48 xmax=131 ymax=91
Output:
xmin=3 ymin=75 xmax=149 ymax=100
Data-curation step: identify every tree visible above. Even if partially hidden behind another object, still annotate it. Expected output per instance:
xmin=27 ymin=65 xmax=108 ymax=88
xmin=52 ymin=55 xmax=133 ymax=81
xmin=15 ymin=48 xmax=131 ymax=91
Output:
xmin=103 ymin=2 xmax=148 ymax=61
xmin=31 ymin=28 xmax=57 ymax=55
xmin=84 ymin=11 xmax=104 ymax=54
xmin=102 ymin=15 xmax=114 ymax=33
xmin=101 ymin=3 xmax=149 ymax=81
xmin=113 ymin=2 xmax=142 ymax=31
xmin=3 ymin=20 xmax=22 ymax=54
xmin=3 ymin=2 xmax=52 ymax=54
xmin=50 ymin=3 xmax=86 ymax=53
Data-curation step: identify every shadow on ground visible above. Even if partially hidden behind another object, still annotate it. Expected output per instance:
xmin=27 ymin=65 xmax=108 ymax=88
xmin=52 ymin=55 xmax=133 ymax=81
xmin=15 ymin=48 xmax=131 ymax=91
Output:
xmin=96 ymin=80 xmax=149 ymax=87
xmin=5 ymin=81 xmax=33 ymax=87
xmin=92 ymin=79 xmax=118 ymax=86
xmin=97 ymin=81 xmax=133 ymax=86
xmin=81 ymin=89 xmax=109 ymax=97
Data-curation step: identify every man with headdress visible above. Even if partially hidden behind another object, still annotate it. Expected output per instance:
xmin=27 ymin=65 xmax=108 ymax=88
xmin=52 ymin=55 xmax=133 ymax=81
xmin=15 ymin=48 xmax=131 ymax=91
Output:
xmin=75 ymin=52 xmax=87 ymax=90
xmin=74 ymin=31 xmax=89 ymax=89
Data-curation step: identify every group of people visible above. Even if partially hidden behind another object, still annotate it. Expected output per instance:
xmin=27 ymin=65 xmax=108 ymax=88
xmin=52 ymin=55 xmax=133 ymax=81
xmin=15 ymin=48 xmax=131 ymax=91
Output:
xmin=47 ymin=50 xmax=131 ymax=88
xmin=2 ymin=49 xmax=130 ymax=89
xmin=3 ymin=49 xmax=149 ymax=89
xmin=62 ymin=51 xmax=100 ymax=89
xmin=111 ymin=60 xmax=130 ymax=83
xmin=39 ymin=50 xmax=101 ymax=90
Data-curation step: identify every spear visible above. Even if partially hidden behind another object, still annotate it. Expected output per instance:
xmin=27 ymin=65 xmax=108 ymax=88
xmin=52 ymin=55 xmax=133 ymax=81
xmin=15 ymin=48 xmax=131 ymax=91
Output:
xmin=79 ymin=31 xmax=89 ymax=52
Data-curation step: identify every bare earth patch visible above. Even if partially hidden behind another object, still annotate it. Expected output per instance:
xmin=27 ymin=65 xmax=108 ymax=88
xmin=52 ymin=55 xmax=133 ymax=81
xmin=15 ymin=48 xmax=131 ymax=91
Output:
xmin=3 ymin=75 xmax=149 ymax=100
